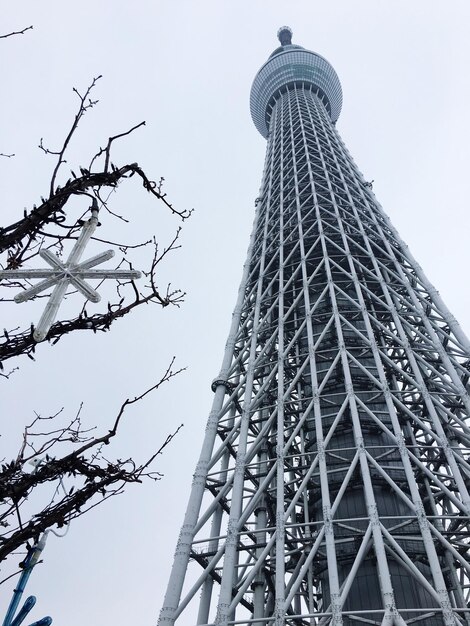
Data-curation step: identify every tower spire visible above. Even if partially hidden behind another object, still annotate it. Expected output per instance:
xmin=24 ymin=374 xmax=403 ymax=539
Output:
xmin=277 ymin=25 xmax=293 ymax=45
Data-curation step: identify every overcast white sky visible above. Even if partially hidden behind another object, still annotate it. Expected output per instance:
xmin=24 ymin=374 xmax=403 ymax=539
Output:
xmin=2 ymin=2 xmax=470 ymax=625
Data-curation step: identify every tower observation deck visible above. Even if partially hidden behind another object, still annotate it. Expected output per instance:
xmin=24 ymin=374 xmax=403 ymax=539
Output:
xmin=159 ymin=28 xmax=470 ymax=626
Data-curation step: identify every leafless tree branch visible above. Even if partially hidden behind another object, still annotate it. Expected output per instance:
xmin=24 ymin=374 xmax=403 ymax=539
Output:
xmin=0 ymin=72 xmax=188 ymax=576
xmin=0 ymin=26 xmax=33 ymax=40
xmin=89 ymin=120 xmax=146 ymax=173
xmin=0 ymin=362 xmax=184 ymax=564
xmin=0 ymin=162 xmax=192 ymax=264
xmin=0 ymin=227 xmax=184 ymax=364
xmin=0 ymin=77 xmax=193 ymax=362
xmin=44 ymin=75 xmax=102 ymax=197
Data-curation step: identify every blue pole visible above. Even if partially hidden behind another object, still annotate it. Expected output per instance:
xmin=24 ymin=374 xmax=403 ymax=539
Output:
xmin=2 ymin=534 xmax=50 ymax=626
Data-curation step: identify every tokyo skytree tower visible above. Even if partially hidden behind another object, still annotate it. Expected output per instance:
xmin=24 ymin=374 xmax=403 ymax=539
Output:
xmin=159 ymin=28 xmax=470 ymax=626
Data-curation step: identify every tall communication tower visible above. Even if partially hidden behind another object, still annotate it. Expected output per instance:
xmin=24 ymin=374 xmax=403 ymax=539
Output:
xmin=159 ymin=28 xmax=470 ymax=626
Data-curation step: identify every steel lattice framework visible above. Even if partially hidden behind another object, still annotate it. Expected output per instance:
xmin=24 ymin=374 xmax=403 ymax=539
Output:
xmin=159 ymin=28 xmax=470 ymax=626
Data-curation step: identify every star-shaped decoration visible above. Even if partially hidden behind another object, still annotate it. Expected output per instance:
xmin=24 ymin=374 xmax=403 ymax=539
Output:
xmin=0 ymin=209 xmax=141 ymax=342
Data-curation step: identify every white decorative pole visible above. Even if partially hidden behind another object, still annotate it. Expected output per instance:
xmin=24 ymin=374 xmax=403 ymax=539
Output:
xmin=0 ymin=207 xmax=141 ymax=342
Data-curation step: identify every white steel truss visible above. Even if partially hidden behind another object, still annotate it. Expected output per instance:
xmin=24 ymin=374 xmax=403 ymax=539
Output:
xmin=159 ymin=34 xmax=470 ymax=626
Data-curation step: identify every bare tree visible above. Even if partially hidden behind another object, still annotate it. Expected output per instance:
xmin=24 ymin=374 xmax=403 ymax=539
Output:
xmin=0 ymin=74 xmax=192 ymax=370
xmin=1 ymin=31 xmax=189 ymax=600
xmin=0 ymin=358 xmax=183 ymax=569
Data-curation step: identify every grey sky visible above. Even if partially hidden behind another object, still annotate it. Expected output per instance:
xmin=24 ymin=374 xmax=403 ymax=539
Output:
xmin=2 ymin=2 xmax=470 ymax=625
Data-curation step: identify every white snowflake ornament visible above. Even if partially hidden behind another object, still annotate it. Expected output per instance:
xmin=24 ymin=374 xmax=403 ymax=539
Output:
xmin=0 ymin=209 xmax=141 ymax=342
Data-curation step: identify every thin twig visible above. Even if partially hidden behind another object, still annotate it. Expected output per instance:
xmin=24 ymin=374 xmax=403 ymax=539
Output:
xmin=103 ymin=121 xmax=146 ymax=173
xmin=0 ymin=25 xmax=33 ymax=39
xmin=47 ymin=75 xmax=102 ymax=197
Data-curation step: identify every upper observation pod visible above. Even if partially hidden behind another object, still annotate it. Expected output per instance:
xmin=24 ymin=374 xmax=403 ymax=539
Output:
xmin=250 ymin=27 xmax=343 ymax=138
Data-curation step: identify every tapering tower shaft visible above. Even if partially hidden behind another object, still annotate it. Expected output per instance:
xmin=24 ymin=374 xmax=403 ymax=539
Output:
xmin=159 ymin=29 xmax=470 ymax=626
